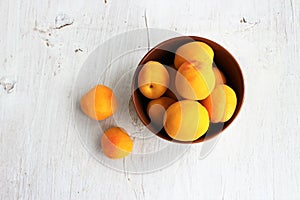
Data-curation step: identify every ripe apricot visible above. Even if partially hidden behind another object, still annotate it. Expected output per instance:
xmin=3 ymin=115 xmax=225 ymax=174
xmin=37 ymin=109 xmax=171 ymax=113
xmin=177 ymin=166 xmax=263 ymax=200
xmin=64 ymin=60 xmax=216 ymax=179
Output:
xmin=80 ymin=85 xmax=118 ymax=120
xmin=201 ymin=84 xmax=237 ymax=123
xmin=101 ymin=127 xmax=133 ymax=159
xmin=164 ymin=100 xmax=209 ymax=142
xmin=175 ymin=61 xmax=215 ymax=100
xmin=138 ymin=61 xmax=169 ymax=99
xmin=174 ymin=41 xmax=214 ymax=69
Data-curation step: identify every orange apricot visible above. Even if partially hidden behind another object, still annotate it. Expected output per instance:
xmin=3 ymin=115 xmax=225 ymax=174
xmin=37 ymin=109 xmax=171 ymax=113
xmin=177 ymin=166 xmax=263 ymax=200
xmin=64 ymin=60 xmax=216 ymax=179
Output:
xmin=175 ymin=61 xmax=215 ymax=100
xmin=174 ymin=41 xmax=214 ymax=69
xmin=80 ymin=85 xmax=118 ymax=120
xmin=101 ymin=127 xmax=133 ymax=159
xmin=201 ymin=84 xmax=237 ymax=123
xmin=164 ymin=100 xmax=209 ymax=141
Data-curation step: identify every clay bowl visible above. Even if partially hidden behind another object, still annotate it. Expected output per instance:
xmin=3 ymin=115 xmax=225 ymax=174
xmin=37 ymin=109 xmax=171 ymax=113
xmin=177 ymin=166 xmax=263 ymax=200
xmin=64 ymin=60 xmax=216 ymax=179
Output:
xmin=132 ymin=36 xmax=244 ymax=143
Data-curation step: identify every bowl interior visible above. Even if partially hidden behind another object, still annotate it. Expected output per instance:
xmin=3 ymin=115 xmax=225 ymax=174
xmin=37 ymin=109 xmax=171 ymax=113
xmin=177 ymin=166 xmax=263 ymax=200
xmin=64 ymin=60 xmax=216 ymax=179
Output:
xmin=132 ymin=36 xmax=244 ymax=143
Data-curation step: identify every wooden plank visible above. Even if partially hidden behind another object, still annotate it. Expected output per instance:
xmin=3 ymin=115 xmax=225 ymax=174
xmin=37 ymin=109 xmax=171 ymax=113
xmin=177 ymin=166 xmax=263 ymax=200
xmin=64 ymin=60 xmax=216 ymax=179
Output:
xmin=0 ymin=0 xmax=299 ymax=199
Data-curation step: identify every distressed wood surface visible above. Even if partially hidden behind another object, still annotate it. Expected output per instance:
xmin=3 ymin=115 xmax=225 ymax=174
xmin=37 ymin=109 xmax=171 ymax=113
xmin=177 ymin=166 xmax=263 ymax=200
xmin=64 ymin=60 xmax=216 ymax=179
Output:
xmin=1 ymin=0 xmax=300 ymax=199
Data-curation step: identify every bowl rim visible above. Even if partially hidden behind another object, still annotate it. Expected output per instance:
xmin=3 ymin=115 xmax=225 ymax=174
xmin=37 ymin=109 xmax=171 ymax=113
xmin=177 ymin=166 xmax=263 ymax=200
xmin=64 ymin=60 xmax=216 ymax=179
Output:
xmin=132 ymin=35 xmax=245 ymax=144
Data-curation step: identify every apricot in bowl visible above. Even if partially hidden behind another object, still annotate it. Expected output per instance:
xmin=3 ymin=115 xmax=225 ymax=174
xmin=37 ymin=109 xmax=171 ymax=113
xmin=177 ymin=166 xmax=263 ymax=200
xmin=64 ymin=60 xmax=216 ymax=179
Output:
xmin=132 ymin=36 xmax=244 ymax=143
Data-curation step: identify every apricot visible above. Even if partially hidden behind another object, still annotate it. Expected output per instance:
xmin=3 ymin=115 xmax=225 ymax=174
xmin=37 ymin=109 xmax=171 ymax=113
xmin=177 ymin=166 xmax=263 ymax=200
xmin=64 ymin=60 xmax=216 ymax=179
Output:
xmin=201 ymin=84 xmax=237 ymax=123
xmin=174 ymin=41 xmax=214 ymax=69
xmin=163 ymin=100 xmax=209 ymax=142
xmin=80 ymin=85 xmax=118 ymax=120
xmin=101 ymin=127 xmax=133 ymax=159
xmin=213 ymin=67 xmax=227 ymax=85
xmin=147 ymin=97 xmax=176 ymax=128
xmin=138 ymin=61 xmax=169 ymax=99
xmin=175 ymin=61 xmax=215 ymax=100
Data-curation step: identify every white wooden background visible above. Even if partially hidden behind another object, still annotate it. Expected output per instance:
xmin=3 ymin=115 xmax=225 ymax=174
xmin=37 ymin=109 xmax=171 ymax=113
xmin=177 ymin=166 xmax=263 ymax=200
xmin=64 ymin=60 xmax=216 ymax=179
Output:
xmin=1 ymin=0 xmax=300 ymax=199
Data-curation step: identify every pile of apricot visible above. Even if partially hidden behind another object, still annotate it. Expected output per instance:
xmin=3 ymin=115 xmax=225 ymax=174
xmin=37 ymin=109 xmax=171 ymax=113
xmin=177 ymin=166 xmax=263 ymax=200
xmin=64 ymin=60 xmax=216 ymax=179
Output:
xmin=79 ymin=41 xmax=237 ymax=159
xmin=138 ymin=41 xmax=237 ymax=142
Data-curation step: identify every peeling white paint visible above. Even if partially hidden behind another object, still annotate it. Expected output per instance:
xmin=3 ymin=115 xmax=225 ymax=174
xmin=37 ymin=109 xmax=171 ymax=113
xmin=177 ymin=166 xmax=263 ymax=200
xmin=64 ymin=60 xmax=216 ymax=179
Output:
xmin=0 ymin=77 xmax=16 ymax=93
xmin=54 ymin=14 xmax=74 ymax=29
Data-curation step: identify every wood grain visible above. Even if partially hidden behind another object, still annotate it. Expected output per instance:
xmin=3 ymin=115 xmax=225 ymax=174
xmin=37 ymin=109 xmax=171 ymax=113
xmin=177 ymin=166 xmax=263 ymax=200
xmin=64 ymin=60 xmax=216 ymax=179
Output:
xmin=1 ymin=0 xmax=300 ymax=199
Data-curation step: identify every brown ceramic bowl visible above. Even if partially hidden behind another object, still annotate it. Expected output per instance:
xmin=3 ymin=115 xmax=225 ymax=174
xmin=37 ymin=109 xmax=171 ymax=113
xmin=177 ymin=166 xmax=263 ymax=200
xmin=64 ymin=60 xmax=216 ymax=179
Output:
xmin=132 ymin=36 xmax=244 ymax=143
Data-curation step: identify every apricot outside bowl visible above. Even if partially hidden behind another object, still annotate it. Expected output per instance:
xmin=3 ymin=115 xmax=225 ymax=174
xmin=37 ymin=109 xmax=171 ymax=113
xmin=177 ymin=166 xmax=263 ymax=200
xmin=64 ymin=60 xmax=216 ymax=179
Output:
xmin=132 ymin=36 xmax=245 ymax=144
